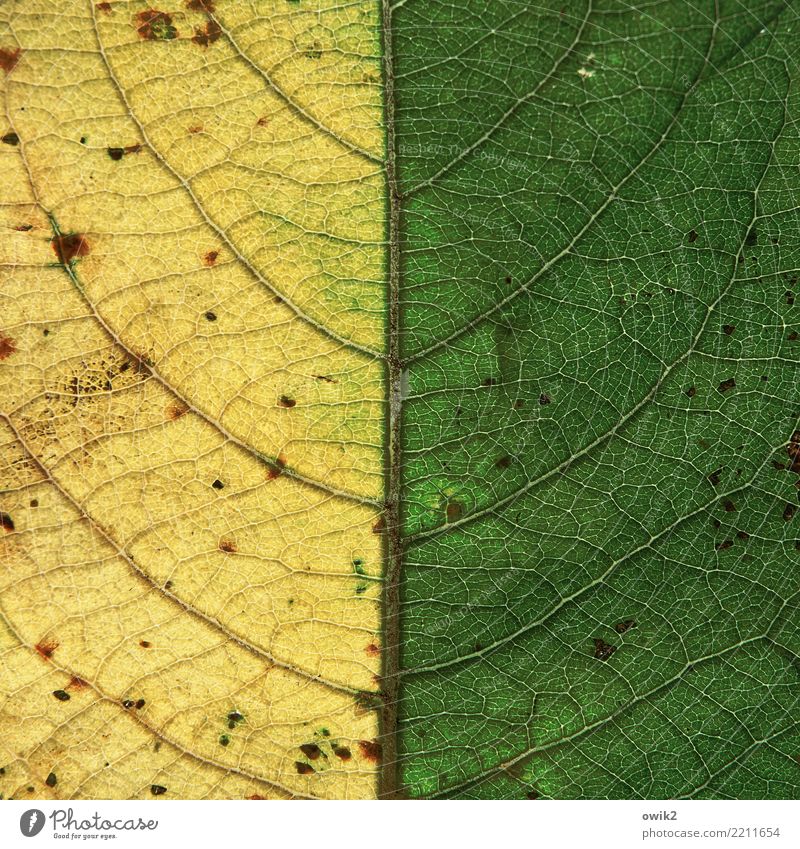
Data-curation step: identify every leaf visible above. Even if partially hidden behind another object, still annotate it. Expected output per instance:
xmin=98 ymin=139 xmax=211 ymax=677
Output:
xmin=1 ymin=0 xmax=799 ymax=803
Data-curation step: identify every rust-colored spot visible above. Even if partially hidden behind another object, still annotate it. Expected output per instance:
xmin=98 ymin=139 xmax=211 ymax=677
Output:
xmin=51 ymin=233 xmax=90 ymax=264
xmin=0 ymin=512 xmax=14 ymax=533
xmin=35 ymin=639 xmax=58 ymax=660
xmin=96 ymin=2 xmax=113 ymax=13
xmin=358 ymin=740 xmax=382 ymax=763
xmin=718 ymin=377 xmax=736 ymax=393
xmin=365 ymin=643 xmax=379 ymax=657
xmin=219 ymin=538 xmax=237 ymax=553
xmin=333 ymin=744 xmax=351 ymax=761
xmin=166 ymin=402 xmax=188 ymax=421
xmin=135 ymin=10 xmax=178 ymax=40
xmin=13 ymin=224 xmax=33 ymax=231
xmin=246 ymin=794 xmax=267 ymax=800
xmin=187 ymin=0 xmax=215 ymax=10
xmin=256 ymin=116 xmax=269 ymax=128
xmin=192 ymin=19 xmax=221 ymax=46
xmin=0 ymin=47 xmax=22 ymax=74
xmin=593 ymin=639 xmax=616 ymax=661
xmin=299 ymin=743 xmax=321 ymax=760
xmin=295 ymin=762 xmax=314 ymax=775
xmin=312 ymin=374 xmax=337 ymax=383
xmin=787 ymin=431 xmax=800 ymax=473
xmin=446 ymin=500 xmax=463 ymax=523
xmin=68 ymin=676 xmax=88 ymax=690
xmin=0 ymin=335 xmax=17 ymax=360
xmin=139 ymin=640 xmax=151 ymax=648
xmin=278 ymin=395 xmax=296 ymax=408
xmin=107 ymin=143 xmax=141 ymax=161
xmin=188 ymin=124 xmax=204 ymax=134
xmin=371 ymin=515 xmax=386 ymax=534
xmin=266 ymin=453 xmax=287 ymax=480
xmin=203 ymin=250 xmax=219 ymax=266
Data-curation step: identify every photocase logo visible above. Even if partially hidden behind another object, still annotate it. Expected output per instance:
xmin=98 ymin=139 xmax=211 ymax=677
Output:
xmin=19 ymin=809 xmax=46 ymax=837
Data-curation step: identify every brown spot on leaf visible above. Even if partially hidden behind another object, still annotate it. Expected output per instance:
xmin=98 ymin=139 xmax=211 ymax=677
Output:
xmin=715 ymin=539 xmax=733 ymax=551
xmin=203 ymin=250 xmax=219 ymax=266
xmin=135 ymin=10 xmax=178 ymax=40
xmin=187 ymin=0 xmax=215 ymax=10
xmin=51 ymin=233 xmax=90 ymax=264
xmin=295 ymin=762 xmax=314 ymax=775
xmin=52 ymin=690 xmax=70 ymax=702
xmin=139 ymin=640 xmax=151 ymax=648
xmin=68 ymin=676 xmax=87 ymax=690
xmin=266 ymin=453 xmax=287 ymax=480
xmin=593 ymin=639 xmax=616 ymax=661
xmin=513 ymin=399 xmax=525 ymax=409
xmin=481 ymin=377 xmax=498 ymax=387
xmin=256 ymin=116 xmax=269 ymax=128
xmin=165 ymin=402 xmax=188 ymax=421
xmin=0 ymin=513 xmax=14 ymax=533
xmin=538 ymin=393 xmax=551 ymax=405
xmin=219 ymin=538 xmax=237 ymax=553
xmin=192 ymin=19 xmax=221 ymax=46
xmin=299 ymin=743 xmax=321 ymax=760
xmin=278 ymin=395 xmax=296 ymax=408
xmin=358 ymin=740 xmax=382 ymax=762
xmin=312 ymin=374 xmax=337 ymax=383
xmin=333 ymin=744 xmax=351 ymax=761
xmin=107 ymin=143 xmax=141 ymax=160
xmin=687 ymin=229 xmax=698 ymax=243
xmin=495 ymin=455 xmax=512 ymax=470
xmin=708 ymin=468 xmax=723 ymax=487
xmin=2 ymin=131 xmax=19 ymax=146
xmin=685 ymin=386 xmax=697 ymax=398
xmin=372 ymin=515 xmax=386 ymax=534
xmin=723 ymin=324 xmax=735 ymax=336
xmin=35 ymin=639 xmax=58 ymax=660
xmin=718 ymin=378 xmax=736 ymax=393
xmin=783 ymin=503 xmax=795 ymax=522
xmin=150 ymin=784 xmax=167 ymax=796
xmin=0 ymin=335 xmax=17 ymax=360
xmin=365 ymin=643 xmax=379 ymax=657
xmin=45 ymin=772 xmax=57 ymax=787
xmin=736 ymin=530 xmax=750 ymax=541
xmin=723 ymin=500 xmax=736 ymax=512
xmin=246 ymin=794 xmax=267 ymax=800
xmin=787 ymin=431 xmax=800 ymax=473
xmin=96 ymin=2 xmax=113 ymax=13
xmin=446 ymin=500 xmax=463 ymax=523
xmin=0 ymin=47 xmax=22 ymax=74
xmin=614 ymin=620 xmax=636 ymax=634
xmin=14 ymin=224 xmax=33 ymax=231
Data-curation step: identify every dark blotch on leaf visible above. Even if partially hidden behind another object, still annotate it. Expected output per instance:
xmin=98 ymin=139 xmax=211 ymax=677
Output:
xmin=723 ymin=324 xmax=735 ymax=335
xmin=687 ymin=228 xmax=698 ymax=243
xmin=122 ymin=699 xmax=135 ymax=709
xmin=219 ymin=734 xmax=230 ymax=746
xmin=211 ymin=479 xmax=224 ymax=490
xmin=718 ymin=378 xmax=736 ymax=393
xmin=333 ymin=744 xmax=351 ymax=761
xmin=295 ymin=762 xmax=314 ymax=775
xmin=150 ymin=785 xmax=167 ymax=796
xmin=136 ymin=10 xmax=178 ymax=41
xmin=685 ymin=386 xmax=696 ymax=398
xmin=593 ymin=639 xmax=616 ymax=661
xmin=358 ymin=740 xmax=382 ymax=762
xmin=538 ymin=393 xmax=551 ymax=405
xmin=614 ymin=620 xmax=636 ymax=634
xmin=46 ymin=772 xmax=57 ymax=787
xmin=495 ymin=455 xmax=512 ymax=470
xmin=204 ymin=310 xmax=217 ymax=321
xmin=51 ymin=233 xmax=90 ymax=264
xmin=2 ymin=131 xmax=19 ymax=145
xmin=0 ymin=512 xmax=14 ymax=533
xmin=299 ymin=743 xmax=321 ymax=760
xmin=708 ymin=468 xmax=723 ymax=487
xmin=783 ymin=503 xmax=795 ymax=522
xmin=53 ymin=690 xmax=70 ymax=702
xmin=278 ymin=395 xmax=296 ymax=408
xmin=716 ymin=539 xmax=733 ymax=551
